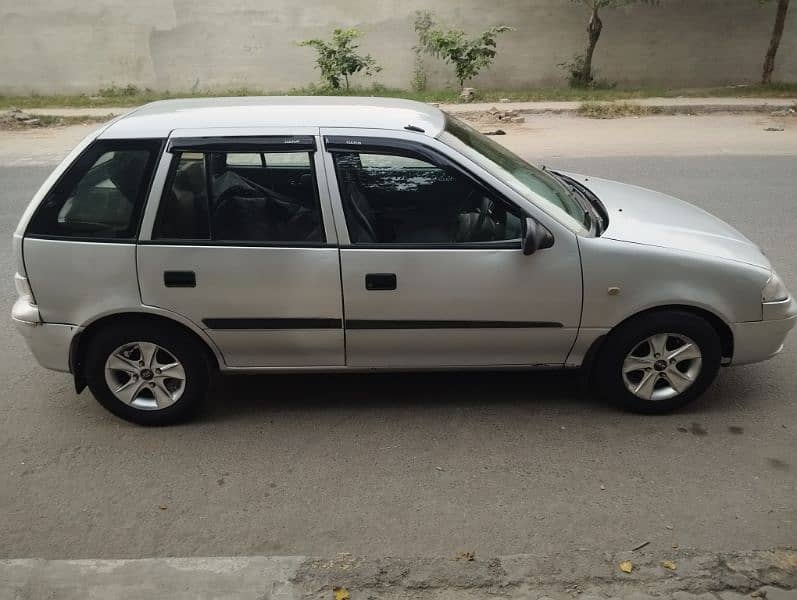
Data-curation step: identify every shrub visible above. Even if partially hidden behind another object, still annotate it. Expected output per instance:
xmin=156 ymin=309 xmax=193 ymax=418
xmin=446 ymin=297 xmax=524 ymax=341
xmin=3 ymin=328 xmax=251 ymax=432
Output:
xmin=414 ymin=11 xmax=513 ymax=89
xmin=298 ymin=28 xmax=382 ymax=90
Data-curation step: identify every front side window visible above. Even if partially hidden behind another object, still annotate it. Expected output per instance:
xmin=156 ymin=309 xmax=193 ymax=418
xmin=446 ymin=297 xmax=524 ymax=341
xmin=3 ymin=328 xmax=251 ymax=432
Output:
xmin=332 ymin=149 xmax=522 ymax=245
xmin=153 ymin=149 xmax=323 ymax=243
xmin=27 ymin=139 xmax=161 ymax=240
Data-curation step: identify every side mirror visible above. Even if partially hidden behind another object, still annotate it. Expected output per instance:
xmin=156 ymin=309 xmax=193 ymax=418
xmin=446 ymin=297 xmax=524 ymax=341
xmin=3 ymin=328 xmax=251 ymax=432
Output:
xmin=521 ymin=217 xmax=554 ymax=255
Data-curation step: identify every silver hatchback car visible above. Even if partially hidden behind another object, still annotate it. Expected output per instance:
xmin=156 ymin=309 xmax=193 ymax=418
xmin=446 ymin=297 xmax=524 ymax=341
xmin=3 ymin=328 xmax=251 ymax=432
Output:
xmin=12 ymin=97 xmax=796 ymax=424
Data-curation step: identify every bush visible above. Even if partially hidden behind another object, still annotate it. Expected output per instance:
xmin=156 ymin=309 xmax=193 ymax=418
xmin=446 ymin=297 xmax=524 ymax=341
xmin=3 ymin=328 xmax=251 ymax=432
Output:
xmin=298 ymin=28 xmax=382 ymax=90
xmin=414 ymin=11 xmax=512 ymax=89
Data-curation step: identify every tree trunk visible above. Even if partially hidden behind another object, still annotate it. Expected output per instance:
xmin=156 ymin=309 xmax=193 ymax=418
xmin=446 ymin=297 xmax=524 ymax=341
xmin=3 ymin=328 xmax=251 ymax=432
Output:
xmin=762 ymin=0 xmax=790 ymax=85
xmin=580 ymin=8 xmax=603 ymax=86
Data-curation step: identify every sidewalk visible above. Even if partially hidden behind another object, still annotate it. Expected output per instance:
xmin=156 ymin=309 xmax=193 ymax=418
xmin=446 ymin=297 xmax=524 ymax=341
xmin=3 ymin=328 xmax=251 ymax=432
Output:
xmin=20 ymin=96 xmax=796 ymax=120
xmin=2 ymin=549 xmax=795 ymax=599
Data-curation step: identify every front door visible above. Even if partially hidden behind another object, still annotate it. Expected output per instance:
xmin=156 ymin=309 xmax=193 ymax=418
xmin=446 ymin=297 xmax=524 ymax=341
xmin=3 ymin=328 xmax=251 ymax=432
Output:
xmin=138 ymin=131 xmax=344 ymax=368
xmin=321 ymin=132 xmax=582 ymax=368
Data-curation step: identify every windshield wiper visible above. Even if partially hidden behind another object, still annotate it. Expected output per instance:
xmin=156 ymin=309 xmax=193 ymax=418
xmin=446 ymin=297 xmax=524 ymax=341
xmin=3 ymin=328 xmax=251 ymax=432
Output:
xmin=550 ymin=171 xmax=606 ymax=235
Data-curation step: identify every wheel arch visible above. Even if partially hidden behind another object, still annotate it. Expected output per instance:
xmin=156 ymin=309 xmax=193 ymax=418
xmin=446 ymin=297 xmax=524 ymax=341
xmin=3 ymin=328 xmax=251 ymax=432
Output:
xmin=582 ymin=304 xmax=734 ymax=381
xmin=70 ymin=310 xmax=222 ymax=393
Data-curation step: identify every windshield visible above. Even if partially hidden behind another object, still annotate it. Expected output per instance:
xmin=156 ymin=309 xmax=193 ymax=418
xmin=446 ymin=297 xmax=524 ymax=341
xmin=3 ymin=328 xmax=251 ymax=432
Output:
xmin=440 ymin=115 xmax=589 ymax=231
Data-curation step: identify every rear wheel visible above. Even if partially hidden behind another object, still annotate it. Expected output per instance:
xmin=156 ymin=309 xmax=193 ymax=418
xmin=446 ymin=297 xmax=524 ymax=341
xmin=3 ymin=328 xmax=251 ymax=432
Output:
xmin=85 ymin=321 xmax=209 ymax=425
xmin=595 ymin=311 xmax=722 ymax=414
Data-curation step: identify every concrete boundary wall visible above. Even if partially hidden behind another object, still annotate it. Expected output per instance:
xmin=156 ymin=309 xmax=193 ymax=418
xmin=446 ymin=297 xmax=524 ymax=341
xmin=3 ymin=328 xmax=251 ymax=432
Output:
xmin=0 ymin=1 xmax=795 ymax=94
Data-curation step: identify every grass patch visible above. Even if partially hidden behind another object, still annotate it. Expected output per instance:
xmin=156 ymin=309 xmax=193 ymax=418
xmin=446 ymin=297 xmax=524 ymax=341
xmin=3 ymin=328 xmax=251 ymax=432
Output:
xmin=0 ymin=82 xmax=795 ymax=110
xmin=577 ymin=101 xmax=655 ymax=118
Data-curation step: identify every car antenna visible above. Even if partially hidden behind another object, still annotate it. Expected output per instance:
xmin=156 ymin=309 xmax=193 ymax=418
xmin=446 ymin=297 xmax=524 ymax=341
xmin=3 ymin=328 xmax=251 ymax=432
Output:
xmin=404 ymin=124 xmax=425 ymax=133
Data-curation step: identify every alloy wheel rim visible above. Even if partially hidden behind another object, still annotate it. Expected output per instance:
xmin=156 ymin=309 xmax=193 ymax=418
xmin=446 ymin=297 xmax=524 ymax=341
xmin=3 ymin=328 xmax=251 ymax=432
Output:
xmin=104 ymin=342 xmax=186 ymax=410
xmin=621 ymin=333 xmax=702 ymax=401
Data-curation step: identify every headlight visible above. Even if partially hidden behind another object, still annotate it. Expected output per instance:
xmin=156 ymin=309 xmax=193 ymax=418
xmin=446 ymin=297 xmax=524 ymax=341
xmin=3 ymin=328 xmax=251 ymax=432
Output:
xmin=762 ymin=272 xmax=789 ymax=302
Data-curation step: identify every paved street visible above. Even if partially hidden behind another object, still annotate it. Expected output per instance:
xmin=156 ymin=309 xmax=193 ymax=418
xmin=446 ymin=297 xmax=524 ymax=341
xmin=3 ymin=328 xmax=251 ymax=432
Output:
xmin=0 ymin=116 xmax=795 ymax=561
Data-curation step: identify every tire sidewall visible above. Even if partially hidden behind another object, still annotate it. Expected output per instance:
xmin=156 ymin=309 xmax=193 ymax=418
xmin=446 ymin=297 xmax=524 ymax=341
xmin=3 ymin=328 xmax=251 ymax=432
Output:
xmin=596 ymin=311 xmax=722 ymax=414
xmin=85 ymin=321 xmax=209 ymax=425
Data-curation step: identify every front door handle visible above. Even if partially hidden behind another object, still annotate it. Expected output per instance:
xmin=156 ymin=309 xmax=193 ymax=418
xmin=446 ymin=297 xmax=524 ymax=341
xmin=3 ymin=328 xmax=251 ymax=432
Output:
xmin=365 ymin=273 xmax=397 ymax=291
xmin=164 ymin=270 xmax=196 ymax=288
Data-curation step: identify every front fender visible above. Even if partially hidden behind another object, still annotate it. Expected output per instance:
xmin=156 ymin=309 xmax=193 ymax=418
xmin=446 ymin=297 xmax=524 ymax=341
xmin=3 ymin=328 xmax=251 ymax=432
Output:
xmin=578 ymin=236 xmax=770 ymax=329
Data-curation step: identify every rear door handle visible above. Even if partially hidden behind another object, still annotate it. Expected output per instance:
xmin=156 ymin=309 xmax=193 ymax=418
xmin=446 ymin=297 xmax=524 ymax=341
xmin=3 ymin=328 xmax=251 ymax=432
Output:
xmin=164 ymin=271 xmax=196 ymax=288
xmin=365 ymin=273 xmax=397 ymax=291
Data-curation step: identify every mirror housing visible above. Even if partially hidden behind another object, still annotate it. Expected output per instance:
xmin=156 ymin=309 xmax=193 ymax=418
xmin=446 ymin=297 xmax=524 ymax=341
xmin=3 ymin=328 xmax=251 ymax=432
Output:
xmin=521 ymin=217 xmax=555 ymax=255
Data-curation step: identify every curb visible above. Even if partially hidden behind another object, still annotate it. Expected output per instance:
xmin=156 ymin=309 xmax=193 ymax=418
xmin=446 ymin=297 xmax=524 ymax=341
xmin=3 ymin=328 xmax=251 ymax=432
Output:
xmin=2 ymin=549 xmax=795 ymax=599
xmin=443 ymin=102 xmax=797 ymax=118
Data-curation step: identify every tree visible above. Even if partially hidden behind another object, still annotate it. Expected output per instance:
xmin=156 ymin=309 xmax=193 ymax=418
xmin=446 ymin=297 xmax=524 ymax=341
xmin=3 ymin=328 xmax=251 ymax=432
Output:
xmin=568 ymin=0 xmax=658 ymax=87
xmin=414 ymin=11 xmax=513 ymax=89
xmin=298 ymin=28 xmax=382 ymax=90
xmin=760 ymin=0 xmax=791 ymax=84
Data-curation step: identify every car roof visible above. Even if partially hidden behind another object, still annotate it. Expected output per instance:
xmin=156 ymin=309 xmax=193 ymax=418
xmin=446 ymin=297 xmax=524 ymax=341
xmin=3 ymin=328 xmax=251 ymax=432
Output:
xmin=99 ymin=96 xmax=447 ymax=140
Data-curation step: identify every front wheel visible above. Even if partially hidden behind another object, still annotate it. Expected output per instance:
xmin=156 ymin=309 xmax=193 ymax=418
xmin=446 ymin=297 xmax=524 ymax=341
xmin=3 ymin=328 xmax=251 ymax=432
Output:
xmin=595 ymin=311 xmax=722 ymax=414
xmin=85 ymin=321 xmax=209 ymax=425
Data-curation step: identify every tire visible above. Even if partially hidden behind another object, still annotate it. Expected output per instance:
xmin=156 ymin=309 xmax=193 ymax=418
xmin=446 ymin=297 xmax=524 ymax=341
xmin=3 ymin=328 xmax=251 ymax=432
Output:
xmin=595 ymin=310 xmax=722 ymax=414
xmin=85 ymin=320 xmax=210 ymax=425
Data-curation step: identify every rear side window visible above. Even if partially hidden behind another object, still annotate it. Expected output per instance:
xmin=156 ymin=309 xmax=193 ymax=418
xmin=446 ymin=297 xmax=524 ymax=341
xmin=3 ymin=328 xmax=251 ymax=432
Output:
xmin=27 ymin=139 xmax=162 ymax=240
xmin=153 ymin=149 xmax=323 ymax=244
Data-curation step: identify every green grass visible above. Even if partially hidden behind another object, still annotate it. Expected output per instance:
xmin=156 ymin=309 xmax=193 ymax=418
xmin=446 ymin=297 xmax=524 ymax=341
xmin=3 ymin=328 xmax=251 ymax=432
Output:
xmin=1 ymin=82 xmax=795 ymax=110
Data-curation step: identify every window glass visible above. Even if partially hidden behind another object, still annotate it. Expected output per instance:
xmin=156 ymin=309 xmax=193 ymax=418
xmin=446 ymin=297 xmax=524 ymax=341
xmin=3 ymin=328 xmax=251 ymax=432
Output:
xmin=332 ymin=151 xmax=522 ymax=245
xmin=153 ymin=149 xmax=323 ymax=243
xmin=226 ymin=153 xmax=262 ymax=167
xmin=27 ymin=140 xmax=161 ymax=239
xmin=264 ymin=153 xmax=310 ymax=167
xmin=442 ymin=115 xmax=588 ymax=231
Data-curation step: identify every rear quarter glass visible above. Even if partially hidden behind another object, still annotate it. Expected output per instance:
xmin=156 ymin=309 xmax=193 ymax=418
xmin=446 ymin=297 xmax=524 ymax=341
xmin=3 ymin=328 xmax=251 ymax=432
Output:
xmin=26 ymin=139 xmax=163 ymax=241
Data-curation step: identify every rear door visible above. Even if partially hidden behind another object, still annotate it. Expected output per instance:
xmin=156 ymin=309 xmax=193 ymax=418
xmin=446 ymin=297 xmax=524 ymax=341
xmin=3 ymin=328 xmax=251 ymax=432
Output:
xmin=320 ymin=129 xmax=582 ymax=368
xmin=137 ymin=129 xmax=344 ymax=368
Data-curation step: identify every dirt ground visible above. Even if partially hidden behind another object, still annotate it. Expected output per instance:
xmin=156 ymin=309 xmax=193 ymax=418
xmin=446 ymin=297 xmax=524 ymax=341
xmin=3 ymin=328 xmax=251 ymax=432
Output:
xmin=0 ymin=112 xmax=794 ymax=168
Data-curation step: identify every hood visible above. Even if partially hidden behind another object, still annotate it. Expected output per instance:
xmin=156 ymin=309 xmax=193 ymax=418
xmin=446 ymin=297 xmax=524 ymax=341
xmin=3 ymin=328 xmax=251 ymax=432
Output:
xmin=564 ymin=173 xmax=771 ymax=270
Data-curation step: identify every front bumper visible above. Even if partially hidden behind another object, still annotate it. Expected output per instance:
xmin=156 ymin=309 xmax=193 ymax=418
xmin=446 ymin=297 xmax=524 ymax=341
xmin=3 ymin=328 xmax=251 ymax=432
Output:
xmin=12 ymin=297 xmax=77 ymax=373
xmin=730 ymin=296 xmax=797 ymax=365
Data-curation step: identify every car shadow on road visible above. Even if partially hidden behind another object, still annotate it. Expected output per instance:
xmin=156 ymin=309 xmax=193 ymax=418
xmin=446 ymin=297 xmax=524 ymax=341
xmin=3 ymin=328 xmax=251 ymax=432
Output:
xmin=193 ymin=366 xmax=755 ymax=424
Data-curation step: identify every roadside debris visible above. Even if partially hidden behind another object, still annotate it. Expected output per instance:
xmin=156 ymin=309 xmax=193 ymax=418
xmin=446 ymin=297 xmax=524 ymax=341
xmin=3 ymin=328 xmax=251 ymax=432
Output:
xmin=619 ymin=560 xmax=634 ymax=573
xmin=0 ymin=108 xmax=41 ymax=128
xmin=661 ymin=560 xmax=677 ymax=570
xmin=631 ymin=540 xmax=650 ymax=551
xmin=764 ymin=127 xmax=785 ymax=132
xmin=455 ymin=551 xmax=475 ymax=561
xmin=333 ymin=586 xmax=350 ymax=600
xmin=459 ymin=87 xmax=477 ymax=102
xmin=0 ymin=107 xmax=111 ymax=130
xmin=481 ymin=128 xmax=506 ymax=135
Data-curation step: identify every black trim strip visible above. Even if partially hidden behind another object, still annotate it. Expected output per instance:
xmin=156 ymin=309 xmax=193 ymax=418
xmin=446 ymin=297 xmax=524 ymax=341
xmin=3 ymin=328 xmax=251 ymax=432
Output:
xmin=168 ymin=136 xmax=316 ymax=153
xmin=346 ymin=320 xmax=563 ymax=329
xmin=202 ymin=318 xmax=562 ymax=331
xmin=139 ymin=239 xmax=333 ymax=248
xmin=203 ymin=318 xmax=342 ymax=330
xmin=340 ymin=242 xmax=521 ymax=250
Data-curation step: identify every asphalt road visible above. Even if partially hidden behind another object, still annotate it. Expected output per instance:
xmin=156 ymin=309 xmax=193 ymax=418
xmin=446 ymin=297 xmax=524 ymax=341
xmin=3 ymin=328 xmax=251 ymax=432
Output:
xmin=0 ymin=151 xmax=795 ymax=560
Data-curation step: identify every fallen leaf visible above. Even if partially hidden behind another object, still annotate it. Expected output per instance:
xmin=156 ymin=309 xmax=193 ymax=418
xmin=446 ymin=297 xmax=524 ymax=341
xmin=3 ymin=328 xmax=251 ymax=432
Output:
xmin=619 ymin=560 xmax=634 ymax=573
xmin=672 ymin=544 xmax=679 ymax=549
xmin=158 ymin=506 xmax=167 ymax=511
xmin=333 ymin=586 xmax=350 ymax=600
xmin=661 ymin=560 xmax=677 ymax=570
xmin=456 ymin=551 xmax=475 ymax=561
